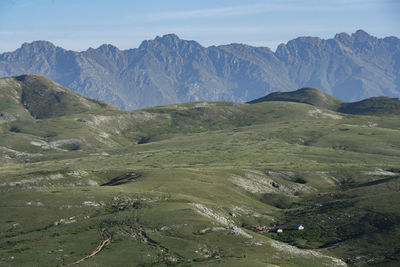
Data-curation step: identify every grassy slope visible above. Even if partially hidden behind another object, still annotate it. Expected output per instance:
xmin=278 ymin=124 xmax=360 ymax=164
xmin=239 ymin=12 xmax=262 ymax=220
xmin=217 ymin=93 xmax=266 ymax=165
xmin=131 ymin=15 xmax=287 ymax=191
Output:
xmin=0 ymin=77 xmax=33 ymax=121
xmin=250 ymin=87 xmax=400 ymax=116
xmin=0 ymin=80 xmax=400 ymax=266
xmin=1 ymin=75 xmax=113 ymax=120
xmin=248 ymin=87 xmax=344 ymax=111
xmin=338 ymin=97 xmax=400 ymax=115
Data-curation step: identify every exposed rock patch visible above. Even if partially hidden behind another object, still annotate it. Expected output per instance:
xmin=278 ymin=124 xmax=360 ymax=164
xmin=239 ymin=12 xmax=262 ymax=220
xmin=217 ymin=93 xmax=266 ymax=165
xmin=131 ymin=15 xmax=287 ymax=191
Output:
xmin=190 ymin=203 xmax=253 ymax=238
xmin=230 ymin=170 xmax=315 ymax=196
xmin=362 ymin=168 xmax=398 ymax=176
xmin=308 ymin=108 xmax=343 ymax=119
xmin=269 ymin=240 xmax=347 ymax=266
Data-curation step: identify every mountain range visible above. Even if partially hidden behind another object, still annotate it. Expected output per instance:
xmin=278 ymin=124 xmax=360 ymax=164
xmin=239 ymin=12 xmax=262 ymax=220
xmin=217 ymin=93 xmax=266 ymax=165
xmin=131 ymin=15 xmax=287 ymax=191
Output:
xmin=0 ymin=30 xmax=399 ymax=110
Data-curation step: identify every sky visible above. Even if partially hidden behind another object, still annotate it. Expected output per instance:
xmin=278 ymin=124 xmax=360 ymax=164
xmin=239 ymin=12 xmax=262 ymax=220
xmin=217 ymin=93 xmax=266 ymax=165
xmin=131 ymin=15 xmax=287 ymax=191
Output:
xmin=0 ymin=0 xmax=399 ymax=53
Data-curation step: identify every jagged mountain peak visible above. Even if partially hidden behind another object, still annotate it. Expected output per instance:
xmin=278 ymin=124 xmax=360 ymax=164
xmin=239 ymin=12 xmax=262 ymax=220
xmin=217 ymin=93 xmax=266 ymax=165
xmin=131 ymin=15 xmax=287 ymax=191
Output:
xmin=334 ymin=32 xmax=353 ymax=45
xmin=18 ymin=40 xmax=59 ymax=53
xmin=279 ymin=29 xmax=376 ymax=50
xmin=334 ymin=32 xmax=351 ymax=39
xmin=352 ymin=29 xmax=374 ymax=40
xmin=139 ymin=33 xmax=203 ymax=51
xmin=21 ymin=40 xmax=56 ymax=48
xmin=155 ymin=33 xmax=181 ymax=42
xmin=293 ymin=36 xmax=323 ymax=44
xmin=383 ymin=36 xmax=400 ymax=43
xmin=96 ymin=43 xmax=119 ymax=52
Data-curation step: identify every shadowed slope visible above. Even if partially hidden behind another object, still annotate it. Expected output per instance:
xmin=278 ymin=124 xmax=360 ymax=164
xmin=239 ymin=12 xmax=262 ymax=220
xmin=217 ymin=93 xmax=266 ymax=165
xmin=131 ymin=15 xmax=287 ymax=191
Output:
xmin=338 ymin=96 xmax=400 ymax=115
xmin=0 ymin=74 xmax=114 ymax=120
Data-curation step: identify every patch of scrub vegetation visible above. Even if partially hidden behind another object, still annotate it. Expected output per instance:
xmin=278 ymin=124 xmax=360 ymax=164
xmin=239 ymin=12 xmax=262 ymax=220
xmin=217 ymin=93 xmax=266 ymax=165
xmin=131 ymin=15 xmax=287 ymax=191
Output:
xmin=260 ymin=193 xmax=298 ymax=209
xmin=101 ymin=172 xmax=141 ymax=186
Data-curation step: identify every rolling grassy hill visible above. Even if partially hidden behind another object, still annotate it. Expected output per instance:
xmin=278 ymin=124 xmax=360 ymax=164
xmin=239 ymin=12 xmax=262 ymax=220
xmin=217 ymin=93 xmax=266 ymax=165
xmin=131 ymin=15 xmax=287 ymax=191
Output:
xmin=338 ymin=97 xmax=400 ymax=115
xmin=248 ymin=87 xmax=344 ymax=111
xmin=0 ymin=74 xmax=113 ymax=120
xmin=250 ymin=87 xmax=400 ymax=116
xmin=0 ymin=75 xmax=400 ymax=266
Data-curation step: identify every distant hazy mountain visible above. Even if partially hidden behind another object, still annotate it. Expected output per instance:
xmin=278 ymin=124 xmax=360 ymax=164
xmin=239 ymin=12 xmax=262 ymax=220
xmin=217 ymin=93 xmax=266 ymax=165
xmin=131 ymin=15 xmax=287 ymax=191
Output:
xmin=0 ymin=30 xmax=399 ymax=110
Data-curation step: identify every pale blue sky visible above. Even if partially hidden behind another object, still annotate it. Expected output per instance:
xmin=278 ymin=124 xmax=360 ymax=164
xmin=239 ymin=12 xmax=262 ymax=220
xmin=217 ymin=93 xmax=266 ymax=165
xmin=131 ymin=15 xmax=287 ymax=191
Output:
xmin=0 ymin=0 xmax=399 ymax=52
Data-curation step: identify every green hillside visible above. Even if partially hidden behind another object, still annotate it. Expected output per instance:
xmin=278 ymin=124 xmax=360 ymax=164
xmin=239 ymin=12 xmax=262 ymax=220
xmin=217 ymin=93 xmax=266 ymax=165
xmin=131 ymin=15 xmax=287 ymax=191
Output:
xmin=338 ymin=96 xmax=400 ymax=115
xmin=250 ymin=87 xmax=400 ymax=116
xmin=1 ymin=76 xmax=400 ymax=266
xmin=248 ymin=87 xmax=344 ymax=111
xmin=1 ymin=75 xmax=113 ymax=120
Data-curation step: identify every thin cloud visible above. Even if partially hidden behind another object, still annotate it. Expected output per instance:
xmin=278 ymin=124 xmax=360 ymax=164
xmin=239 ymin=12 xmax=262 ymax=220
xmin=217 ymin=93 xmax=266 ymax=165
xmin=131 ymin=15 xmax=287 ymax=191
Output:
xmin=148 ymin=4 xmax=270 ymax=20
xmin=145 ymin=0 xmax=377 ymax=21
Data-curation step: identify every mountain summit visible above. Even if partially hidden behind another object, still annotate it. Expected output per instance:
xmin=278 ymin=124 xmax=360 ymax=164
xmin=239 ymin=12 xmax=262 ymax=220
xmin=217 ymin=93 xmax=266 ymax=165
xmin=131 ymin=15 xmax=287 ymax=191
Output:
xmin=0 ymin=30 xmax=399 ymax=109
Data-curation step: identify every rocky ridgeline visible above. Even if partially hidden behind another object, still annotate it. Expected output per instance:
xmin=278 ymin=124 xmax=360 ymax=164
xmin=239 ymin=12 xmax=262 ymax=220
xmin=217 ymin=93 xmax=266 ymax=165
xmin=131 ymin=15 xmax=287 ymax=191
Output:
xmin=0 ymin=30 xmax=399 ymax=109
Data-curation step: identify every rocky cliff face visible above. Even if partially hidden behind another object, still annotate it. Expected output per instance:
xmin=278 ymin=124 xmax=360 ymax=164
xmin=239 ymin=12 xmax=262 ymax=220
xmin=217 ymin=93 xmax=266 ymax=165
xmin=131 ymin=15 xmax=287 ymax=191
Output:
xmin=1 ymin=30 xmax=399 ymax=109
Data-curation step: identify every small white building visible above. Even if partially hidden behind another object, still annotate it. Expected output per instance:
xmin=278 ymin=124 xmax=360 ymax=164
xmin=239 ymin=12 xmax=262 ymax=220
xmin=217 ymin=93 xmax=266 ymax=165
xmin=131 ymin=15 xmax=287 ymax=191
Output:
xmin=295 ymin=224 xmax=304 ymax=230
xmin=272 ymin=227 xmax=283 ymax=233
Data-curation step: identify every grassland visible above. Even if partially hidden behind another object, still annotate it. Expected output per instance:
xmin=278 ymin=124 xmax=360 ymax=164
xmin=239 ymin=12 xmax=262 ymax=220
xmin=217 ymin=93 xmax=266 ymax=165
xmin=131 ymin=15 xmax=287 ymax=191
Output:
xmin=0 ymin=76 xmax=399 ymax=266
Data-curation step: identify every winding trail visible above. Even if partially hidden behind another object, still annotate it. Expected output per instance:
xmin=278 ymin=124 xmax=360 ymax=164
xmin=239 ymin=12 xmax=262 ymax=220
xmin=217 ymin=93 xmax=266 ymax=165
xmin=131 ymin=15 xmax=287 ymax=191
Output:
xmin=69 ymin=231 xmax=112 ymax=265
